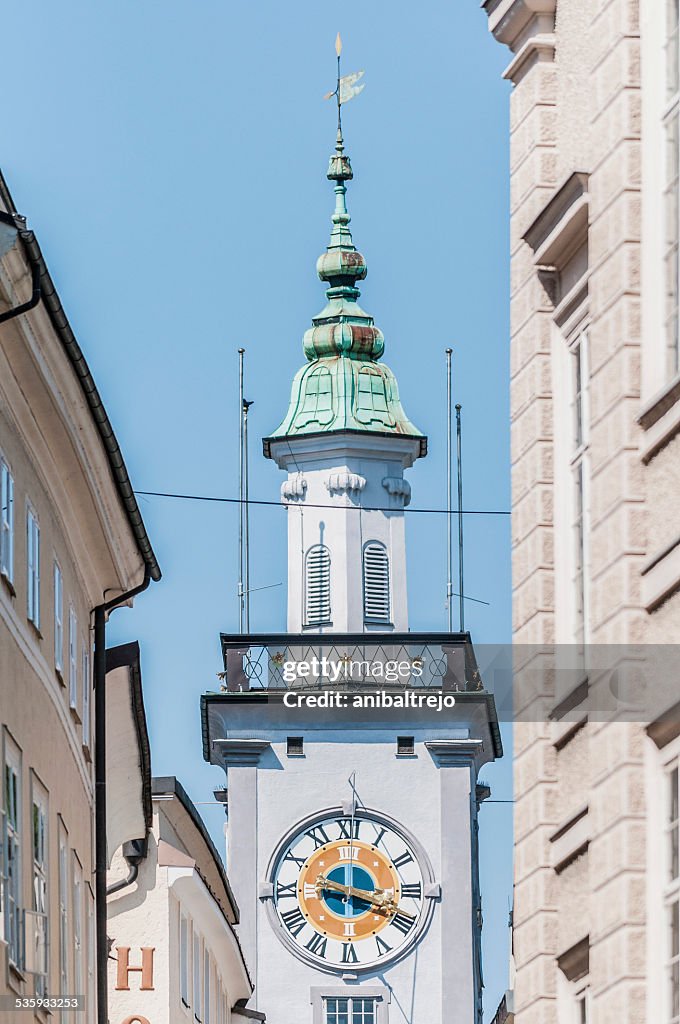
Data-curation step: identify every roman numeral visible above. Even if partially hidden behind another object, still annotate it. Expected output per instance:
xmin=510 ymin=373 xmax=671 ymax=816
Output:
xmin=280 ymin=908 xmax=306 ymax=937
xmin=303 ymin=883 xmax=318 ymax=899
xmin=342 ymin=943 xmax=359 ymax=964
xmin=305 ymin=825 xmax=330 ymax=849
xmin=304 ymin=932 xmax=328 ymax=958
xmin=343 ymin=922 xmax=356 ymax=936
xmin=401 ymin=883 xmax=422 ymax=900
xmin=392 ymin=851 xmax=413 ymax=870
xmin=390 ymin=912 xmax=415 ymax=936
xmin=284 ymin=851 xmax=306 ymax=869
xmin=375 ymin=935 xmax=392 ymax=956
xmin=337 ymin=818 xmax=361 ymax=840
xmin=372 ymin=826 xmax=388 ymax=847
xmin=276 ymin=881 xmax=297 ymax=899
xmin=338 ymin=846 xmax=360 ymax=861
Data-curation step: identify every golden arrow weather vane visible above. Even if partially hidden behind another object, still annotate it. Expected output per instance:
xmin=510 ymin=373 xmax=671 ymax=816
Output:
xmin=324 ymin=33 xmax=365 ymax=137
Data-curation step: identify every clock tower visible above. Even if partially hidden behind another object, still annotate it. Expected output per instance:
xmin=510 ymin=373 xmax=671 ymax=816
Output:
xmin=202 ymin=102 xmax=502 ymax=1024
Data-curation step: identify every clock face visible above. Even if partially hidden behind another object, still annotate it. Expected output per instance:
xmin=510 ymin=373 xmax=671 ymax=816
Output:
xmin=271 ymin=812 xmax=426 ymax=970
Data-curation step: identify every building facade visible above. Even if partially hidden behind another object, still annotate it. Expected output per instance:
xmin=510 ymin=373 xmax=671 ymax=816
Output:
xmin=482 ymin=1 xmax=680 ymax=1022
xmin=108 ymin=776 xmax=252 ymax=1024
xmin=0 ymin=171 xmax=159 ymax=1019
xmin=203 ymin=117 xmax=502 ymax=1024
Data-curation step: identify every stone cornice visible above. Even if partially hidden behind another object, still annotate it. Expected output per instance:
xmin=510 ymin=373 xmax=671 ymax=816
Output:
xmin=523 ymin=171 xmax=590 ymax=271
xmin=425 ymin=739 xmax=484 ymax=766
xmin=483 ymin=0 xmax=556 ymax=50
xmin=213 ymin=739 xmax=271 ymax=766
xmin=502 ymin=34 xmax=556 ymax=85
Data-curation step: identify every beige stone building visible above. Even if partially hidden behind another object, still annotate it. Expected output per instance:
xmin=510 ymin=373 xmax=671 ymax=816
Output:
xmin=481 ymin=1 xmax=680 ymax=1023
xmin=107 ymin=775 xmax=252 ymax=1024
xmin=0 ymin=170 xmax=160 ymax=1020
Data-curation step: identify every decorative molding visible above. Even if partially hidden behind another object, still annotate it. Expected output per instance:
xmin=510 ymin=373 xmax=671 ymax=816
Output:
xmin=523 ymin=172 xmax=590 ymax=271
xmin=647 ymin=701 xmax=680 ymax=749
xmin=502 ymin=33 xmax=555 ymax=85
xmin=212 ymin=739 xmax=271 ymax=766
xmin=641 ymin=537 xmax=680 ymax=612
xmin=483 ymin=0 xmax=556 ymax=51
xmin=425 ymin=739 xmax=484 ymax=766
xmin=557 ymin=936 xmax=589 ymax=982
xmin=325 ymin=471 xmax=366 ymax=496
xmin=281 ymin=475 xmax=307 ymax=502
xmin=382 ymin=476 xmax=412 ymax=506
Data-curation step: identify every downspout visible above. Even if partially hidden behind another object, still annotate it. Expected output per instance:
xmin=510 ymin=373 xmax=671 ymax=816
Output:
xmin=0 ymin=255 xmax=41 ymax=323
xmin=94 ymin=571 xmax=152 ymax=1024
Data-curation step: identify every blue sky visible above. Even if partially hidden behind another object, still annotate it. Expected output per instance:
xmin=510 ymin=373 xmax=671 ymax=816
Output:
xmin=2 ymin=1 xmax=512 ymax=1016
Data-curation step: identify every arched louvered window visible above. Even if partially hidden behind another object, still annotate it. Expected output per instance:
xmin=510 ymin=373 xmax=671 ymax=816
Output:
xmin=305 ymin=545 xmax=331 ymax=625
xmin=363 ymin=542 xmax=391 ymax=623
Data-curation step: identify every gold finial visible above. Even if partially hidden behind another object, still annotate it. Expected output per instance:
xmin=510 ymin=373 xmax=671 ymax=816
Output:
xmin=336 ymin=32 xmax=342 ymax=57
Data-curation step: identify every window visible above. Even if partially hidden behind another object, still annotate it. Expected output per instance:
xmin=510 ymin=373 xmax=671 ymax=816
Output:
xmin=30 ymin=780 xmax=48 ymax=994
xmin=363 ymin=542 xmax=391 ymax=623
xmin=3 ymin=737 xmax=22 ymax=968
xmin=0 ymin=458 xmax=14 ymax=584
xmin=324 ymin=997 xmax=377 ymax=1024
xmin=666 ymin=0 xmax=680 ymax=375
xmin=72 ymin=858 xmax=83 ymax=1001
xmin=58 ymin=821 xmax=69 ymax=1000
xmin=180 ymin=913 xmax=189 ymax=1006
xmin=397 ymin=736 xmax=414 ymax=756
xmin=204 ymin=947 xmax=211 ymax=1024
xmin=68 ymin=607 xmax=78 ymax=715
xmin=193 ymin=930 xmax=202 ymax=1021
xmin=82 ymin=643 xmax=91 ymax=749
xmin=287 ymin=736 xmax=304 ymax=757
xmin=667 ymin=764 xmax=680 ymax=1024
xmin=27 ymin=509 xmax=40 ymax=628
xmin=54 ymin=563 xmax=64 ymax=674
xmin=305 ymin=544 xmax=331 ymax=625
xmin=569 ymin=332 xmax=589 ymax=646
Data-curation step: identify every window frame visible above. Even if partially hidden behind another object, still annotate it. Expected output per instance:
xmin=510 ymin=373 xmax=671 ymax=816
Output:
xmin=68 ymin=606 xmax=79 ymax=717
xmin=72 ymin=855 xmax=83 ymax=1001
xmin=57 ymin=818 xmax=70 ymax=1003
xmin=29 ymin=773 xmax=49 ymax=995
xmin=310 ymin=986 xmax=389 ymax=1024
xmin=304 ymin=544 xmax=332 ymax=626
xmin=54 ymin=561 xmax=64 ymax=677
xmin=82 ymin=641 xmax=91 ymax=750
xmin=362 ymin=540 xmax=392 ymax=625
xmin=180 ymin=910 xmax=190 ymax=1008
xmin=3 ymin=732 xmax=23 ymax=970
xmin=0 ymin=455 xmax=14 ymax=587
xmin=26 ymin=505 xmax=41 ymax=630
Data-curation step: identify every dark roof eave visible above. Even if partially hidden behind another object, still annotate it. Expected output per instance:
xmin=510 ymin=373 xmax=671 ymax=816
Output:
xmin=263 ymin=428 xmax=428 ymax=460
xmin=106 ymin=642 xmax=153 ymax=831
xmin=0 ymin=172 xmax=161 ymax=583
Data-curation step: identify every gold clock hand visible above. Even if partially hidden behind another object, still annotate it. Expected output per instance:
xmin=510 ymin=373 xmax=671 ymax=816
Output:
xmin=314 ymin=876 xmax=416 ymax=919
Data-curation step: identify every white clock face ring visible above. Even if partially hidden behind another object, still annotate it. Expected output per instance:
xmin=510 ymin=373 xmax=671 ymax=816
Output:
xmin=269 ymin=810 xmax=430 ymax=971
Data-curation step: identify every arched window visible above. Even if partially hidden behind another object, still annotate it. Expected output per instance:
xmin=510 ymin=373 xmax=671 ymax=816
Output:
xmin=305 ymin=545 xmax=331 ymax=625
xmin=363 ymin=542 xmax=391 ymax=623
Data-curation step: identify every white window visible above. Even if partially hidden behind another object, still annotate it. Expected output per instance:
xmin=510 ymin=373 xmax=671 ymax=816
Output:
xmin=363 ymin=541 xmax=391 ymax=623
xmin=68 ymin=607 xmax=78 ymax=714
xmin=193 ymin=930 xmax=202 ymax=1021
xmin=27 ymin=508 xmax=40 ymax=628
xmin=666 ymin=0 xmax=680 ymax=376
xmin=58 ymin=821 xmax=69 ymax=999
xmin=0 ymin=458 xmax=14 ymax=584
xmin=82 ymin=643 xmax=91 ymax=749
xmin=180 ymin=912 xmax=189 ymax=1007
xmin=30 ymin=779 xmax=48 ymax=994
xmin=569 ymin=330 xmax=589 ymax=646
xmin=3 ymin=736 xmax=22 ymax=968
xmin=72 ymin=857 xmax=83 ymax=1000
xmin=305 ymin=544 xmax=331 ymax=625
xmin=54 ymin=563 xmax=64 ymax=674
xmin=324 ymin=997 xmax=378 ymax=1024
xmin=204 ymin=948 xmax=211 ymax=1024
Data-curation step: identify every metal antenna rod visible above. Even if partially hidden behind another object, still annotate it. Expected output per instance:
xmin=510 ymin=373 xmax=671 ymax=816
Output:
xmin=456 ymin=403 xmax=465 ymax=632
xmin=243 ymin=397 xmax=253 ymax=633
xmin=446 ymin=349 xmax=453 ymax=631
xmin=238 ymin=348 xmax=245 ymax=632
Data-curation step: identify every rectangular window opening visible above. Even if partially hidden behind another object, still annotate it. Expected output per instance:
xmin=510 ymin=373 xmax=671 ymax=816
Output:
xmin=397 ymin=736 xmax=415 ymax=756
xmin=287 ymin=736 xmax=304 ymax=757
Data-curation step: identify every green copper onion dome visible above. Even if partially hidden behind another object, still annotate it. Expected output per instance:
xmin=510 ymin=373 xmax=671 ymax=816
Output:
xmin=263 ymin=128 xmax=426 ymax=458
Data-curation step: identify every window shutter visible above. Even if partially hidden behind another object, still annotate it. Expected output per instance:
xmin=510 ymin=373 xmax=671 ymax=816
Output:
xmin=305 ymin=546 xmax=331 ymax=625
xmin=363 ymin=542 xmax=391 ymax=622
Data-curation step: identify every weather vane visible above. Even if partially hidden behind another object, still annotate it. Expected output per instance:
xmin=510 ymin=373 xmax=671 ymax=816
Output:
xmin=324 ymin=33 xmax=365 ymax=144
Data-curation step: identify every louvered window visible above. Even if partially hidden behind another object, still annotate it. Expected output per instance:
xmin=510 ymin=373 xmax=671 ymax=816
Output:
xmin=363 ymin=542 xmax=391 ymax=622
xmin=305 ymin=545 xmax=331 ymax=625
